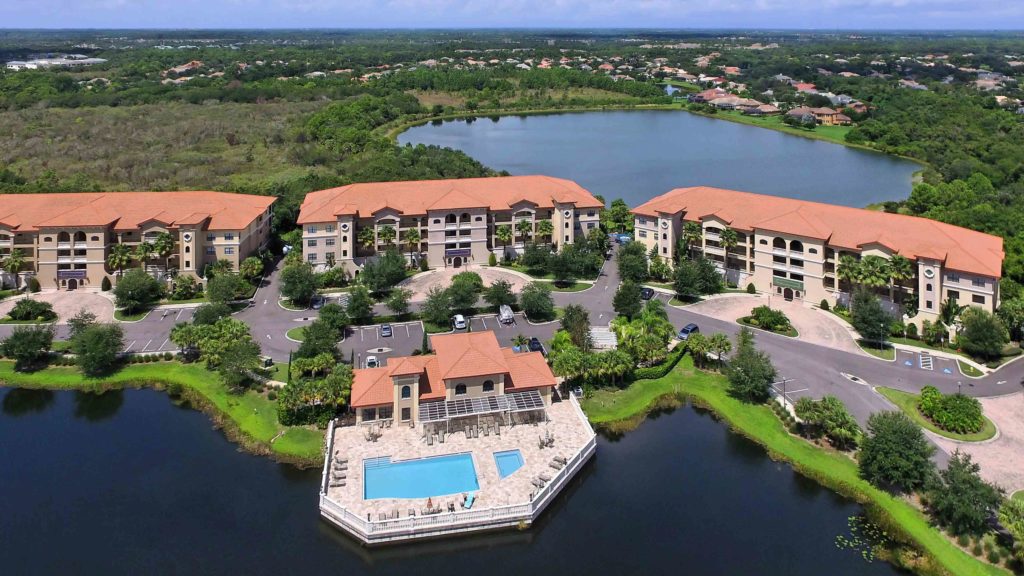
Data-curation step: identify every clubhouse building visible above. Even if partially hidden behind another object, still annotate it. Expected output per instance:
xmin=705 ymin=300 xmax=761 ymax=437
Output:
xmin=0 ymin=192 xmax=275 ymax=290
xmin=632 ymin=186 xmax=1004 ymax=327
xmin=296 ymin=175 xmax=603 ymax=273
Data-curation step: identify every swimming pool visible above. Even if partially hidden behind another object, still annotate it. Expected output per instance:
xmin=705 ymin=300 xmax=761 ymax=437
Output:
xmin=363 ymin=453 xmax=479 ymax=500
xmin=493 ymin=450 xmax=524 ymax=479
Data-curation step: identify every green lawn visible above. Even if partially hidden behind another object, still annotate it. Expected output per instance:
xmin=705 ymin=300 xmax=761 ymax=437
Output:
xmin=582 ymin=357 xmax=1003 ymax=576
xmin=687 ymin=108 xmax=853 ymax=145
xmin=875 ymin=387 xmax=997 ymax=442
xmin=858 ymin=340 xmax=896 ymax=361
xmin=114 ymin=308 xmax=150 ymax=322
xmin=546 ymin=281 xmax=592 ymax=293
xmin=279 ymin=298 xmax=308 ymax=311
xmin=1013 ymin=491 xmax=1024 ymax=503
xmin=267 ymin=362 xmax=290 ymax=383
xmin=161 ymin=296 xmax=209 ymax=305
xmin=0 ymin=289 xmax=19 ymax=301
xmin=0 ymin=317 xmax=55 ymax=324
xmin=286 ymin=326 xmax=306 ymax=342
xmin=0 ymin=360 xmax=322 ymax=464
xmin=958 ymin=360 xmax=984 ymax=378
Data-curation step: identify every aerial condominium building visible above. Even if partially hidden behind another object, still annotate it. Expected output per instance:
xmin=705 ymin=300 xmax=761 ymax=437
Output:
xmin=296 ymin=175 xmax=603 ymax=273
xmin=0 ymin=192 xmax=275 ymax=290
xmin=632 ymin=187 xmax=1004 ymax=328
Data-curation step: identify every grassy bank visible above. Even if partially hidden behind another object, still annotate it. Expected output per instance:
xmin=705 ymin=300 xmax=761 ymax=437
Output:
xmin=859 ymin=340 xmax=897 ymax=361
xmin=738 ymin=316 xmax=799 ymax=338
xmin=0 ymin=360 xmax=323 ymax=466
xmin=875 ymin=387 xmax=997 ymax=443
xmin=582 ymin=357 xmax=1005 ymax=576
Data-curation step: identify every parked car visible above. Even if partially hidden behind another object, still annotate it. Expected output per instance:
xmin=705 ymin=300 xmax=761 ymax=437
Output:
xmin=498 ymin=305 xmax=515 ymax=325
xmin=677 ymin=323 xmax=700 ymax=341
xmin=311 ymin=296 xmax=325 ymax=310
xmin=380 ymin=323 xmax=392 ymax=338
xmin=528 ymin=337 xmax=547 ymax=357
xmin=365 ymin=355 xmax=379 ymax=369
xmin=453 ymin=314 xmax=467 ymax=330
xmin=640 ymin=287 xmax=655 ymax=300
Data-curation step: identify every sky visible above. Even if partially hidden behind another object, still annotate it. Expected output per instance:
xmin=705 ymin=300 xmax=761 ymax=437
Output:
xmin=1 ymin=0 xmax=1023 ymax=30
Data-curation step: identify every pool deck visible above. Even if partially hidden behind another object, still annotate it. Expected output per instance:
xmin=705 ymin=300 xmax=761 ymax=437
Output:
xmin=319 ymin=395 xmax=596 ymax=544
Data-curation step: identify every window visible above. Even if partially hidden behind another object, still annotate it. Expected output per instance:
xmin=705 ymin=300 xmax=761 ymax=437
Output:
xmin=773 ymin=270 xmax=786 ymax=278
xmin=662 ymin=247 xmax=667 ymax=254
xmin=325 ymin=238 xmax=335 ymax=246
xmin=459 ymin=242 xmax=471 ymax=249
xmin=224 ymin=233 xmax=235 ymax=241
xmin=224 ymin=247 xmax=235 ymax=255
xmin=564 ymin=222 xmax=569 ymax=229
xmin=434 ymin=219 xmax=441 ymax=224
xmin=971 ymin=278 xmax=985 ymax=287
xmin=482 ymin=380 xmax=494 ymax=392
xmin=759 ymin=239 xmax=768 ymax=245
xmin=455 ymin=384 xmax=467 ymax=396
xmin=790 ymin=259 xmax=804 ymax=269
xmin=445 ymin=230 xmax=456 ymax=237
xmin=363 ymin=408 xmax=376 ymax=421
xmin=342 ymin=250 xmax=348 ymax=257
xmin=475 ymin=216 xmax=483 ymax=222
xmin=638 ymin=231 xmax=648 ymax=238
xmin=790 ymin=274 xmax=804 ymax=282
xmin=306 ymin=226 xmax=318 ymax=234
xmin=564 ymin=235 xmax=569 ymax=242
xmin=205 ymin=247 xmax=216 ymax=255
xmin=946 ymin=272 xmax=960 ymax=282
xmin=926 ymin=300 xmax=933 ymax=309
xmin=972 ymin=294 xmax=985 ymax=304
xmin=307 ymin=253 xmax=316 ymax=263
xmin=307 ymin=239 xmax=318 ymax=247
xmin=926 ymin=283 xmax=933 ymax=291
xmin=773 ymin=255 xmax=786 ymax=264
xmin=947 ymin=290 xmax=959 ymax=301
xmin=207 ymin=233 xmax=215 ymax=241
xmin=587 ymin=223 xmax=595 ymax=229
xmin=808 ymin=248 xmax=817 ymax=254
xmin=401 ymin=385 xmax=411 ymax=399
xmin=91 ymin=236 xmax=99 ymax=242
xmin=44 ymin=236 xmax=52 ymax=242
xmin=401 ymin=407 xmax=411 ymax=422
xmin=662 ymin=233 xmax=667 ymax=240
xmin=342 ymin=235 xmax=347 ymax=242
xmin=773 ymin=237 xmax=786 ymax=249
xmin=789 ymin=240 xmax=804 ymax=253
xmin=185 ymin=260 xmax=190 ymax=269
xmin=325 ymin=224 xmax=334 ymax=233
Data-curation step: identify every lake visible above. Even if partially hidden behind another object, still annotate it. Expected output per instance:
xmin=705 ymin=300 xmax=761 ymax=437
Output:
xmin=0 ymin=387 xmax=902 ymax=575
xmin=398 ymin=110 xmax=921 ymax=208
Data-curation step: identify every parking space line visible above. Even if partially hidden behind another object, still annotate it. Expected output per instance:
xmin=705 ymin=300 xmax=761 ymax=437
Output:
xmin=481 ymin=317 xmax=487 ymax=329
xmin=123 ymin=340 xmax=136 ymax=353
xmin=141 ymin=339 xmax=153 ymax=352
xmin=405 ymin=325 xmax=411 ymax=338
xmin=159 ymin=338 xmax=169 ymax=351
xmin=175 ymin=309 xmax=184 ymax=321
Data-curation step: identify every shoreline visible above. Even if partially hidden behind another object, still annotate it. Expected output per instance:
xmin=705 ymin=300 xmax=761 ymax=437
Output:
xmin=582 ymin=356 xmax=1005 ymax=576
xmin=0 ymin=360 xmax=324 ymax=468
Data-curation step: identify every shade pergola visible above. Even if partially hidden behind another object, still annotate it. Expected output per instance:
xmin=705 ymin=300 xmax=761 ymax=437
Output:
xmin=418 ymin=390 xmax=545 ymax=426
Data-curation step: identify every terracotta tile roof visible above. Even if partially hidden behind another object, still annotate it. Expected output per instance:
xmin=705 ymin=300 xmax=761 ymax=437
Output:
xmin=503 ymin=349 xmax=557 ymax=390
xmin=432 ymin=332 xmax=509 ymax=380
xmin=297 ymin=175 xmax=602 ymax=224
xmin=350 ymin=367 xmax=395 ymax=408
xmin=632 ymin=186 xmax=1004 ymax=278
xmin=0 ymin=191 xmax=274 ymax=232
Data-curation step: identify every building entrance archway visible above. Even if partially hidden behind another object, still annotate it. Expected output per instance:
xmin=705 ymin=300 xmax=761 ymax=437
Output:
xmin=783 ymin=287 xmax=793 ymax=301
xmin=67 ymin=278 xmax=78 ymax=291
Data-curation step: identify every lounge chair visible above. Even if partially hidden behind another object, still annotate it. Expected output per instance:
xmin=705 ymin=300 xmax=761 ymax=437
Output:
xmin=329 ymin=481 xmax=345 ymax=488
xmin=495 ymin=424 xmax=501 ymax=436
xmin=465 ymin=425 xmax=470 ymax=438
xmin=539 ymin=473 xmax=551 ymax=483
xmin=531 ymin=478 xmax=545 ymax=488
xmin=463 ymin=493 xmax=476 ymax=509
xmin=549 ymin=461 xmax=562 ymax=471
xmin=427 ymin=434 xmax=433 ymax=446
xmin=554 ymin=456 xmax=568 ymax=465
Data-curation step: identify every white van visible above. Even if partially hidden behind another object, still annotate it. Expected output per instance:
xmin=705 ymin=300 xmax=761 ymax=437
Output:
xmin=498 ymin=304 xmax=515 ymax=325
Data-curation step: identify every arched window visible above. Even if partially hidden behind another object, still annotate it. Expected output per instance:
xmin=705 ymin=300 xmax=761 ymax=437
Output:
xmin=401 ymin=385 xmax=411 ymax=399
xmin=445 ymin=214 xmax=457 ymax=224
xmin=460 ymin=212 xmax=471 ymax=223
xmin=57 ymin=231 xmax=70 ymax=243
xmin=482 ymin=380 xmax=494 ymax=392
xmin=772 ymin=237 xmax=786 ymax=249
xmin=926 ymin=283 xmax=932 ymax=291
xmin=74 ymin=231 xmax=86 ymax=243
xmin=185 ymin=246 xmax=190 ymax=254
xmin=759 ymin=239 xmax=768 ymax=245
xmin=789 ymin=240 xmax=804 ymax=253
xmin=455 ymin=384 xmax=467 ymax=395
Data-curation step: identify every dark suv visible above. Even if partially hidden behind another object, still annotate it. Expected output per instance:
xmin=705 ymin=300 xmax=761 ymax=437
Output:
xmin=528 ymin=337 xmax=547 ymax=357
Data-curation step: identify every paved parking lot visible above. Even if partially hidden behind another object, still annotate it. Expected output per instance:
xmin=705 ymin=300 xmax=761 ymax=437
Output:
xmin=893 ymin=349 xmax=961 ymax=376
xmin=121 ymin=307 xmax=196 ymax=354
xmin=0 ymin=290 xmax=114 ymax=322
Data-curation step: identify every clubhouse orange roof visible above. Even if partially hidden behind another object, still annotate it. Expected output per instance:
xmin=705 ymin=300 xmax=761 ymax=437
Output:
xmin=633 ymin=186 xmax=1003 ymax=278
xmin=349 ymin=332 xmax=556 ymax=408
xmin=296 ymin=175 xmax=603 ymax=223
xmin=0 ymin=191 xmax=275 ymax=232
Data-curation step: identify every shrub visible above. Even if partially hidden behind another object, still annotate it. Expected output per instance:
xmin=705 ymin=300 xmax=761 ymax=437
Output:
xmin=919 ymin=386 xmax=984 ymax=434
xmin=8 ymin=299 xmax=56 ymax=321
xmin=100 ymin=276 xmax=112 ymax=291
xmin=419 ymin=256 xmax=429 ymax=272
xmin=488 ymin=252 xmax=497 ymax=266
xmin=972 ymin=544 xmax=983 ymax=557
xmin=957 ymin=534 xmax=970 ymax=547
xmin=633 ymin=344 xmax=686 ymax=380
xmin=267 ymin=391 xmax=277 ymax=401
xmin=906 ymin=322 xmax=918 ymax=339
xmin=749 ymin=305 xmax=791 ymax=333
xmin=987 ymin=550 xmax=1001 ymax=564
xmin=164 ymin=351 xmax=173 ymax=360
xmin=0 ymin=324 xmax=54 ymax=370
xmin=819 ymin=299 xmax=829 ymax=311
xmin=27 ymin=277 xmax=40 ymax=292
xmin=919 ymin=385 xmax=942 ymax=417
xmin=746 ymin=282 xmax=756 ymax=294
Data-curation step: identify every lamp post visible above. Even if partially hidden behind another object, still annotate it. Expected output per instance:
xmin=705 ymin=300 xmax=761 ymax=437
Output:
xmin=957 ymin=381 xmax=962 ymax=395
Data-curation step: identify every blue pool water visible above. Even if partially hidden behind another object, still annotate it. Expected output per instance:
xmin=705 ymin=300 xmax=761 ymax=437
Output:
xmin=363 ymin=453 xmax=479 ymax=500
xmin=494 ymin=450 xmax=524 ymax=478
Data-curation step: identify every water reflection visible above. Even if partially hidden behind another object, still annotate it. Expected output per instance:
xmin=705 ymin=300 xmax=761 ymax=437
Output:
xmin=72 ymin=389 xmax=124 ymax=422
xmin=2 ymin=388 xmax=55 ymax=417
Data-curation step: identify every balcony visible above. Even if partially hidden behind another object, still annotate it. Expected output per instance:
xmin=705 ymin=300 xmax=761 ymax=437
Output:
xmin=57 ymin=242 xmax=72 ymax=249
xmin=703 ymin=244 xmax=725 ymax=255
xmin=772 ymin=277 xmax=805 ymax=292
xmin=772 ymin=247 xmax=787 ymax=256
xmin=704 ymin=231 xmax=721 ymax=242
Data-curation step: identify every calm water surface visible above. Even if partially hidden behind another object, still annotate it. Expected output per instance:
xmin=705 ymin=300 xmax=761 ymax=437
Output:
xmin=0 ymin=388 xmax=903 ymax=575
xmin=399 ymin=110 xmax=920 ymax=207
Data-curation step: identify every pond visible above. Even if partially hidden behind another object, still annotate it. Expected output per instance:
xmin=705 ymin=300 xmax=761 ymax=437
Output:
xmin=399 ymin=110 xmax=921 ymax=208
xmin=0 ymin=387 xmax=903 ymax=575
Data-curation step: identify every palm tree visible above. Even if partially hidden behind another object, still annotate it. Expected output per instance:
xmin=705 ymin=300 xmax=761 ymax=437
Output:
xmin=152 ymin=232 xmax=175 ymax=277
xmin=536 ymin=219 xmax=554 ymax=244
xmin=495 ymin=225 xmax=513 ymax=258
xmin=720 ymin=227 xmax=738 ymax=269
xmin=887 ymin=254 xmax=914 ymax=303
xmin=686 ymin=332 xmax=710 ymax=368
xmin=133 ymin=242 xmax=154 ymax=270
xmin=837 ymin=254 xmax=861 ymax=291
xmin=939 ymin=297 xmax=967 ymax=331
xmin=106 ymin=243 xmax=131 ymax=277
xmin=683 ymin=221 xmax=703 ymax=259
xmin=2 ymin=249 xmax=25 ymax=287
xmin=377 ymin=225 xmax=396 ymax=248
xmin=858 ymin=255 xmax=891 ymax=291
xmin=708 ymin=333 xmax=732 ymax=369
xmin=357 ymin=226 xmax=376 ymax=254
xmin=402 ymin=228 xmax=421 ymax=263
xmin=515 ymin=219 xmax=533 ymax=245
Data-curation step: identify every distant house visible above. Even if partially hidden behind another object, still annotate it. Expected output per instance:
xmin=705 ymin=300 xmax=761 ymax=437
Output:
xmin=722 ymin=66 xmax=741 ymax=76
xmin=163 ymin=60 xmax=203 ymax=77
xmin=744 ymin=104 xmax=781 ymax=116
xmin=787 ymin=106 xmax=851 ymax=126
xmin=793 ymin=82 xmax=818 ymax=94
xmin=708 ymin=96 xmax=761 ymax=110
xmin=899 ymin=79 xmax=928 ymax=90
xmin=689 ymin=88 xmax=730 ymax=103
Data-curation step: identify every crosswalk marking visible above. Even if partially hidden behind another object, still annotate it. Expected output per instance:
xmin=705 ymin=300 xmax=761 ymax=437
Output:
xmin=919 ymin=353 xmax=934 ymax=371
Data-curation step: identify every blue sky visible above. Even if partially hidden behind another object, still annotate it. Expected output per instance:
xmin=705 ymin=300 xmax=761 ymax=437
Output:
xmin=1 ymin=0 xmax=1022 ymax=30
